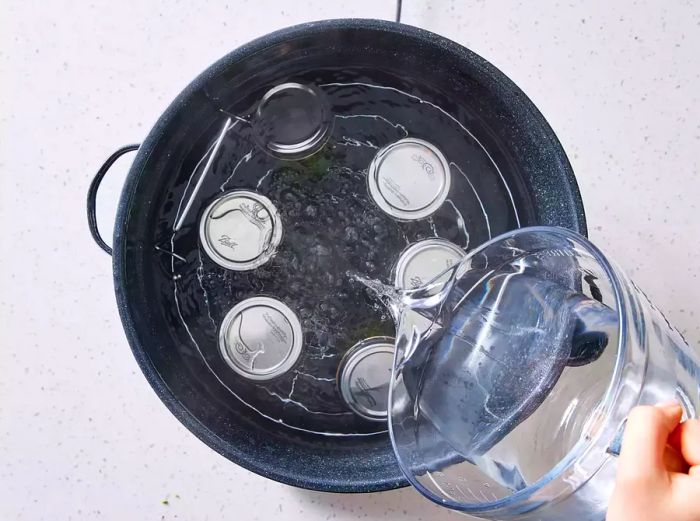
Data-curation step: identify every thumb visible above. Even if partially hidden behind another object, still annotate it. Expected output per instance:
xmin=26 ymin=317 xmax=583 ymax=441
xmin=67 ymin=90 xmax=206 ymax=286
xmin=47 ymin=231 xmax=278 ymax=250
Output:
xmin=617 ymin=403 xmax=683 ymax=480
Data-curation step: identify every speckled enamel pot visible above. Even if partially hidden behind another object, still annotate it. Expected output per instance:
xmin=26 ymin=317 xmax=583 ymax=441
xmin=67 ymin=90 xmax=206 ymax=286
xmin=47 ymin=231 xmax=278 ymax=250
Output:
xmin=88 ymin=19 xmax=586 ymax=493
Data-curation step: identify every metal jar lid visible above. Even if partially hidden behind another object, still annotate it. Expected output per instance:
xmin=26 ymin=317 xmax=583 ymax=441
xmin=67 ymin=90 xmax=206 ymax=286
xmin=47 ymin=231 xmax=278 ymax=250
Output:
xmin=219 ymin=296 xmax=303 ymax=381
xmin=199 ymin=190 xmax=283 ymax=271
xmin=394 ymin=238 xmax=465 ymax=290
xmin=367 ymin=138 xmax=451 ymax=220
xmin=253 ymin=82 xmax=333 ymax=160
xmin=338 ymin=337 xmax=395 ymax=421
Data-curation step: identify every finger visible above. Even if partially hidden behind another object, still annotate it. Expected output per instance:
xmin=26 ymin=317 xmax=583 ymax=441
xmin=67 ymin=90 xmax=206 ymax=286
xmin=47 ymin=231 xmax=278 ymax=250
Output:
xmin=664 ymin=445 xmax=690 ymax=474
xmin=669 ymin=419 xmax=700 ymax=467
xmin=618 ymin=404 xmax=683 ymax=479
xmin=669 ymin=472 xmax=700 ymax=507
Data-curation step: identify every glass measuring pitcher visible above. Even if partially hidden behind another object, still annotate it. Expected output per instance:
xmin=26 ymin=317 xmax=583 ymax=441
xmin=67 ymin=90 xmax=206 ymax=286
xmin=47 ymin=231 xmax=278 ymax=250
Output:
xmin=388 ymin=226 xmax=700 ymax=520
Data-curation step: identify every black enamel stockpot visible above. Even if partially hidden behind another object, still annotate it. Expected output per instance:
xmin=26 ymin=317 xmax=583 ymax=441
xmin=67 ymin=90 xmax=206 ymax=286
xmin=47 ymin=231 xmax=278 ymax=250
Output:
xmin=87 ymin=19 xmax=586 ymax=492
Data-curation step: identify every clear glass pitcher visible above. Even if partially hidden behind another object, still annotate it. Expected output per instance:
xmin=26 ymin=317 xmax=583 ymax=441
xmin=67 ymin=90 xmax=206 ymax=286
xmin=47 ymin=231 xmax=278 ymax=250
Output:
xmin=387 ymin=226 xmax=700 ymax=520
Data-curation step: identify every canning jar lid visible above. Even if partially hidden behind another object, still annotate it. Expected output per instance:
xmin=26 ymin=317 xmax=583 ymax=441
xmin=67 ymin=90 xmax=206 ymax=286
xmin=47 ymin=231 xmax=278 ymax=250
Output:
xmin=394 ymin=238 xmax=465 ymax=290
xmin=219 ymin=296 xmax=303 ymax=381
xmin=199 ymin=190 xmax=283 ymax=271
xmin=253 ymin=82 xmax=333 ymax=160
xmin=338 ymin=337 xmax=395 ymax=421
xmin=368 ymin=138 xmax=451 ymax=220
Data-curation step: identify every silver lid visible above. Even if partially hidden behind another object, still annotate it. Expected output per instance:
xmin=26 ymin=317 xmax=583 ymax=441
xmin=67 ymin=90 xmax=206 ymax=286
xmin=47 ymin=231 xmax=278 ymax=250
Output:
xmin=394 ymin=238 xmax=465 ymax=290
xmin=199 ymin=190 xmax=282 ymax=271
xmin=219 ymin=297 xmax=303 ymax=381
xmin=253 ymin=82 xmax=333 ymax=160
xmin=367 ymin=138 xmax=451 ymax=220
xmin=338 ymin=337 xmax=395 ymax=421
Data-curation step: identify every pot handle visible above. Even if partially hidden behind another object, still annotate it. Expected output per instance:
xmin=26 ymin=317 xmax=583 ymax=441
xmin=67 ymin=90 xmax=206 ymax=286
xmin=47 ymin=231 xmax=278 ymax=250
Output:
xmin=87 ymin=144 xmax=140 ymax=256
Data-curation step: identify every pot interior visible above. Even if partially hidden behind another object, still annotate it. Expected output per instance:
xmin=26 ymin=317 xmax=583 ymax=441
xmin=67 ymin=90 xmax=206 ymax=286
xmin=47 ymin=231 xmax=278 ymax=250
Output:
xmin=115 ymin=20 xmax=585 ymax=492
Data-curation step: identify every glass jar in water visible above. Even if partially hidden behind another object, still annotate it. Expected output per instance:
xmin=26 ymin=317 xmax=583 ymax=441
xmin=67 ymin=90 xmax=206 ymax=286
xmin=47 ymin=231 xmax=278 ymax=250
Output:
xmin=387 ymin=226 xmax=700 ymax=520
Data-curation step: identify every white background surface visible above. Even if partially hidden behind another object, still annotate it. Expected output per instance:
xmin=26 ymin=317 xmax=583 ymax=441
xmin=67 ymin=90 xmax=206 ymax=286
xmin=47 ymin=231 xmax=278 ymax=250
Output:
xmin=1 ymin=1 xmax=699 ymax=520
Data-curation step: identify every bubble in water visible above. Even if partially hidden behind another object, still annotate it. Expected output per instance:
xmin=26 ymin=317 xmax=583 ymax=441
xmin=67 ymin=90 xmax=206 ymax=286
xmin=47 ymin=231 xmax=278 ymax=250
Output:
xmin=304 ymin=204 xmax=318 ymax=218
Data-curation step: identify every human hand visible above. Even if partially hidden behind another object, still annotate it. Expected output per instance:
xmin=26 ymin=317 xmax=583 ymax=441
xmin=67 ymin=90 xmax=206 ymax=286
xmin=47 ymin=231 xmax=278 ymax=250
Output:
xmin=607 ymin=402 xmax=700 ymax=521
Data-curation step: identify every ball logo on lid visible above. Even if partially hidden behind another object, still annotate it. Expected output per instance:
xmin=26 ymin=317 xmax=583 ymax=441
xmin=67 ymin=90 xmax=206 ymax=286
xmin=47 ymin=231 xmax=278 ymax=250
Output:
xmin=409 ymin=275 xmax=424 ymax=289
xmin=353 ymin=377 xmax=378 ymax=408
xmin=232 ymin=337 xmax=264 ymax=366
xmin=411 ymin=153 xmax=436 ymax=180
xmin=217 ymin=234 xmax=238 ymax=250
xmin=239 ymin=201 xmax=270 ymax=230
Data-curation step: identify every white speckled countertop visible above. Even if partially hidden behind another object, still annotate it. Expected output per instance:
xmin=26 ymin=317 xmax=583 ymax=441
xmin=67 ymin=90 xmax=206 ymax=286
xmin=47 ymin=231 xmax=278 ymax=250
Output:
xmin=1 ymin=1 xmax=698 ymax=520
